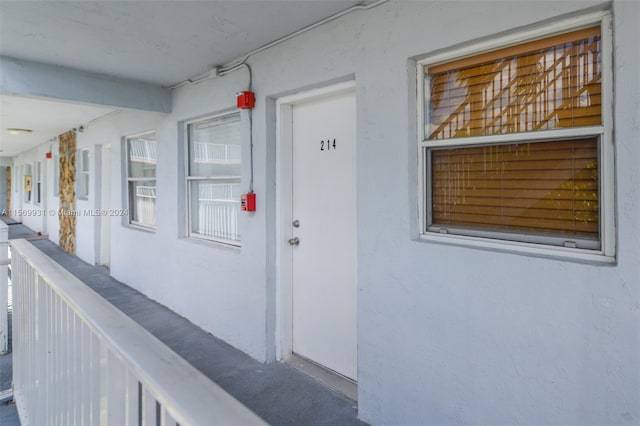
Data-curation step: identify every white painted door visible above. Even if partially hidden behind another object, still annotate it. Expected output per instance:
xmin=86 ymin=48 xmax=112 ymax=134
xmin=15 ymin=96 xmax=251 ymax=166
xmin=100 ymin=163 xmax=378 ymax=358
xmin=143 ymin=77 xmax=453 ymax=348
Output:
xmin=0 ymin=167 xmax=7 ymax=211
xmin=291 ymin=88 xmax=357 ymax=380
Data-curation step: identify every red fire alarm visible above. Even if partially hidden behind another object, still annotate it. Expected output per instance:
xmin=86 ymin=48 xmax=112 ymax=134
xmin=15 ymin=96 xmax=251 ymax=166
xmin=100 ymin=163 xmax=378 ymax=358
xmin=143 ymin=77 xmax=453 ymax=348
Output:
xmin=45 ymin=152 xmax=52 ymax=159
xmin=236 ymin=91 xmax=255 ymax=109
xmin=241 ymin=193 xmax=256 ymax=212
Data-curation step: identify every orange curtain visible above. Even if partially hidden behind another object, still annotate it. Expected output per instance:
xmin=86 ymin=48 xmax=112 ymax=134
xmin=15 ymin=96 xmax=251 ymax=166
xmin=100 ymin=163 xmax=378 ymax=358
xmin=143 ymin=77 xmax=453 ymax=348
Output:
xmin=428 ymin=26 xmax=601 ymax=140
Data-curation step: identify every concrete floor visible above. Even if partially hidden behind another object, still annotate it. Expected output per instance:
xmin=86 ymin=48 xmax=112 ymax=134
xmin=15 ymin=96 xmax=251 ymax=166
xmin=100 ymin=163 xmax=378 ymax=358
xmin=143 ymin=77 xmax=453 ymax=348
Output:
xmin=2 ymin=219 xmax=366 ymax=425
xmin=0 ymin=313 xmax=19 ymax=426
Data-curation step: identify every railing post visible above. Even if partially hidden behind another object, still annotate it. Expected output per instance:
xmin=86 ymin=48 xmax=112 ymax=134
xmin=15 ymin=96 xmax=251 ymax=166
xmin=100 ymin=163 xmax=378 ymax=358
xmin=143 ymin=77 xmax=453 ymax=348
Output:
xmin=0 ymin=221 xmax=8 ymax=354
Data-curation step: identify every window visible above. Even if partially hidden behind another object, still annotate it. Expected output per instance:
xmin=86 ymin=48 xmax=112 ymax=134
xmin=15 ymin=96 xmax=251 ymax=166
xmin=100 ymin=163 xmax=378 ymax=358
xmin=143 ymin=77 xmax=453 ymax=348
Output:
xmin=419 ymin=18 xmax=613 ymax=257
xmin=126 ymin=132 xmax=157 ymax=229
xmin=186 ymin=112 xmax=242 ymax=244
xmin=53 ymin=155 xmax=59 ymax=197
xmin=34 ymin=161 xmax=42 ymax=205
xmin=77 ymin=148 xmax=90 ymax=200
xmin=24 ymin=163 xmax=32 ymax=203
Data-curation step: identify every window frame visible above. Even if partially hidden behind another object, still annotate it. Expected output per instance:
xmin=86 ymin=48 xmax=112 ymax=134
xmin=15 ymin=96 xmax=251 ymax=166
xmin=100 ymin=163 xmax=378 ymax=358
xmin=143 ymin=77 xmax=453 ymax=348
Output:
xmin=416 ymin=11 xmax=615 ymax=262
xmin=24 ymin=163 xmax=32 ymax=204
xmin=184 ymin=110 xmax=243 ymax=247
xmin=53 ymin=155 xmax=60 ymax=197
xmin=125 ymin=130 xmax=158 ymax=231
xmin=34 ymin=161 xmax=42 ymax=205
xmin=77 ymin=148 xmax=90 ymax=200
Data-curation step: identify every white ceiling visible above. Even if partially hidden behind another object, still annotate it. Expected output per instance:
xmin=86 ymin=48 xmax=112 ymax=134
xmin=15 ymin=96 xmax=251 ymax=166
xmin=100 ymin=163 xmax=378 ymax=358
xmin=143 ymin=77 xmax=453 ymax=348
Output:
xmin=0 ymin=0 xmax=362 ymax=159
xmin=0 ymin=0 xmax=360 ymax=86
xmin=0 ymin=95 xmax=116 ymax=157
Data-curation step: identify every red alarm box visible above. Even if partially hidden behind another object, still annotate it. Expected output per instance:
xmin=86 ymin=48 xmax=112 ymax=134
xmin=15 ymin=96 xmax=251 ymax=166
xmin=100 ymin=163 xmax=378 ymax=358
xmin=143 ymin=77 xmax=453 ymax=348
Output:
xmin=237 ymin=91 xmax=255 ymax=109
xmin=241 ymin=193 xmax=256 ymax=212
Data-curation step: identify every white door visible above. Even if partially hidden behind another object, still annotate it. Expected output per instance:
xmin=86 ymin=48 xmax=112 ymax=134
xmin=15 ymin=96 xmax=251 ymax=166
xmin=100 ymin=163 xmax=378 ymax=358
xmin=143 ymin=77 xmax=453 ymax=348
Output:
xmin=0 ymin=167 xmax=7 ymax=211
xmin=290 ymin=88 xmax=357 ymax=380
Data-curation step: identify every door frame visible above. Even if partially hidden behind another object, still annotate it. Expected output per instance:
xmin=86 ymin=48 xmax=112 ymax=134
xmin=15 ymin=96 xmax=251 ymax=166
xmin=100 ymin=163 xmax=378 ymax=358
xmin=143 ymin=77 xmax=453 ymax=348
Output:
xmin=275 ymin=80 xmax=357 ymax=361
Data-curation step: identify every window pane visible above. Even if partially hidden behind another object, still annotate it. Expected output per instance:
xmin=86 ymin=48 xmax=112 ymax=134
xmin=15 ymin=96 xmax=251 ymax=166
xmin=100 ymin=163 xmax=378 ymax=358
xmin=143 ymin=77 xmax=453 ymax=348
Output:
xmin=188 ymin=114 xmax=241 ymax=178
xmin=35 ymin=162 xmax=41 ymax=204
xmin=428 ymin=27 xmax=601 ymax=139
xmin=80 ymin=173 xmax=89 ymax=198
xmin=130 ymin=181 xmax=156 ymax=227
xmin=53 ymin=156 xmax=59 ymax=196
xmin=81 ymin=149 xmax=89 ymax=172
xmin=430 ymin=138 xmax=599 ymax=240
xmin=128 ymin=134 xmax=157 ymax=178
xmin=190 ymin=179 xmax=241 ymax=242
xmin=24 ymin=164 xmax=32 ymax=202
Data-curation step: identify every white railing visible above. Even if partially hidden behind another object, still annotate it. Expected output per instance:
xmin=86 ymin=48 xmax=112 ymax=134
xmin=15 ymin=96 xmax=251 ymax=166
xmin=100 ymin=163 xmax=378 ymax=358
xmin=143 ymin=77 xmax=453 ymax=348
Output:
xmin=129 ymin=139 xmax=157 ymax=163
xmin=135 ymin=186 xmax=157 ymax=228
xmin=193 ymin=143 xmax=240 ymax=163
xmin=11 ymin=239 xmax=265 ymax=426
xmin=0 ymin=221 xmax=8 ymax=354
xmin=196 ymin=183 xmax=240 ymax=241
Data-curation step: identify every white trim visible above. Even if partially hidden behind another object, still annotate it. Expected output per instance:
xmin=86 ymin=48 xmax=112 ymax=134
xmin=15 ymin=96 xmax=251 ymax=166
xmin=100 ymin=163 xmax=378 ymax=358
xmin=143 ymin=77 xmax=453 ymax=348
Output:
xmin=125 ymin=129 xmax=157 ymax=140
xmin=420 ymin=233 xmax=615 ymax=265
xmin=416 ymin=11 xmax=615 ymax=260
xmin=52 ymin=154 xmax=60 ymax=197
xmin=125 ymin=130 xmax=157 ymax=231
xmin=77 ymin=148 xmax=90 ymax=200
xmin=420 ymin=126 xmax=604 ymax=148
xmin=185 ymin=111 xmax=243 ymax=247
xmin=277 ymin=81 xmax=356 ymax=106
xmin=34 ymin=160 xmax=42 ymax=206
xmin=600 ymin=13 xmax=615 ymax=258
xmin=416 ymin=10 xmax=609 ymax=70
xmin=417 ymin=68 xmax=426 ymax=233
xmin=275 ymin=80 xmax=356 ymax=360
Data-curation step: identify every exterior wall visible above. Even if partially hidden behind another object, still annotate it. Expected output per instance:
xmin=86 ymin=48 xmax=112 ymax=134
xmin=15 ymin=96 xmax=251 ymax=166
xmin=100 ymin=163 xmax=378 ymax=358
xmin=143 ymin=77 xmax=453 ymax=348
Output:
xmin=6 ymin=1 xmax=639 ymax=424
xmin=46 ymin=139 xmax=60 ymax=245
xmin=13 ymin=144 xmax=48 ymax=232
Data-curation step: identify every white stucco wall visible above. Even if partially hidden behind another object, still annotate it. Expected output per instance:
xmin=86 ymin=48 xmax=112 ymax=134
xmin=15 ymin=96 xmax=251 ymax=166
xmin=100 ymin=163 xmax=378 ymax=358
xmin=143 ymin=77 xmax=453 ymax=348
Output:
xmin=45 ymin=140 xmax=60 ymax=245
xmin=7 ymin=1 xmax=638 ymax=424
xmin=13 ymin=144 xmax=49 ymax=232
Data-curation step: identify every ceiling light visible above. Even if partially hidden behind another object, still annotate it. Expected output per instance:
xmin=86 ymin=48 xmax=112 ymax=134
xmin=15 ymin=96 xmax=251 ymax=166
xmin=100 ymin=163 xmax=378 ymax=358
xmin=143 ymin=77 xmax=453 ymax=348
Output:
xmin=7 ymin=128 xmax=33 ymax=135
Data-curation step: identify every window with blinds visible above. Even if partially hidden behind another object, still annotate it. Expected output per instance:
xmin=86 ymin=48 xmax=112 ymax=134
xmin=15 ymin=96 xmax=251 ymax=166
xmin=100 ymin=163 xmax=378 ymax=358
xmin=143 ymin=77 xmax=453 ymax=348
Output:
xmin=431 ymin=138 xmax=598 ymax=240
xmin=127 ymin=131 xmax=157 ymax=229
xmin=427 ymin=26 xmax=601 ymax=139
xmin=187 ymin=112 xmax=242 ymax=244
xmin=421 ymin=25 xmax=606 ymax=250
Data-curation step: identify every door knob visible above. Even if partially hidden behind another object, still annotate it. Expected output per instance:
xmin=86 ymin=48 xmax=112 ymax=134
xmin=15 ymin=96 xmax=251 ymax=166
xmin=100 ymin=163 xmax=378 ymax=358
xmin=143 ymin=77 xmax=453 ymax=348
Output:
xmin=288 ymin=237 xmax=300 ymax=246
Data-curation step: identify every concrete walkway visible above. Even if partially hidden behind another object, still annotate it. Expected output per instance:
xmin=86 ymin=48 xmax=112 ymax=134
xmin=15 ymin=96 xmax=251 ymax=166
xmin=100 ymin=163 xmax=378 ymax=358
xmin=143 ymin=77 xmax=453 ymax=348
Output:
xmin=0 ymin=313 xmax=19 ymax=426
xmin=2 ymin=218 xmax=365 ymax=425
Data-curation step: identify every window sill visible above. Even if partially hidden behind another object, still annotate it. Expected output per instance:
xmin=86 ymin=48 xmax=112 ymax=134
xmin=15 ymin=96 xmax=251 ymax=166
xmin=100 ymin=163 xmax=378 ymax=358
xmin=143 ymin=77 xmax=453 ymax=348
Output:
xmin=183 ymin=234 xmax=241 ymax=253
xmin=125 ymin=223 xmax=156 ymax=234
xmin=418 ymin=233 xmax=615 ymax=265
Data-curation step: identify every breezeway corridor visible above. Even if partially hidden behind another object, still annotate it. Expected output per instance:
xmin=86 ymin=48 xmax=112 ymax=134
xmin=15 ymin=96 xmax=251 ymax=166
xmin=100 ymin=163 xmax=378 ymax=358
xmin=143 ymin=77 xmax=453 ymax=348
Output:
xmin=0 ymin=218 xmax=364 ymax=426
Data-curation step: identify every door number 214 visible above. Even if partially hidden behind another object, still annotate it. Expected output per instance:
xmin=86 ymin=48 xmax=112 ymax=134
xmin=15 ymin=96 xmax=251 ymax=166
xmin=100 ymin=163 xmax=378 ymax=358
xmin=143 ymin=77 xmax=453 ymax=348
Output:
xmin=320 ymin=139 xmax=336 ymax=151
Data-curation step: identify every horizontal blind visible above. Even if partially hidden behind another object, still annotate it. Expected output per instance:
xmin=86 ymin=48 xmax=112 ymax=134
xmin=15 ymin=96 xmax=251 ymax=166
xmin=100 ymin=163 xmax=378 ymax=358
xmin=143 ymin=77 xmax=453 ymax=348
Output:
xmin=428 ymin=26 xmax=601 ymax=139
xmin=431 ymin=138 xmax=599 ymax=239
